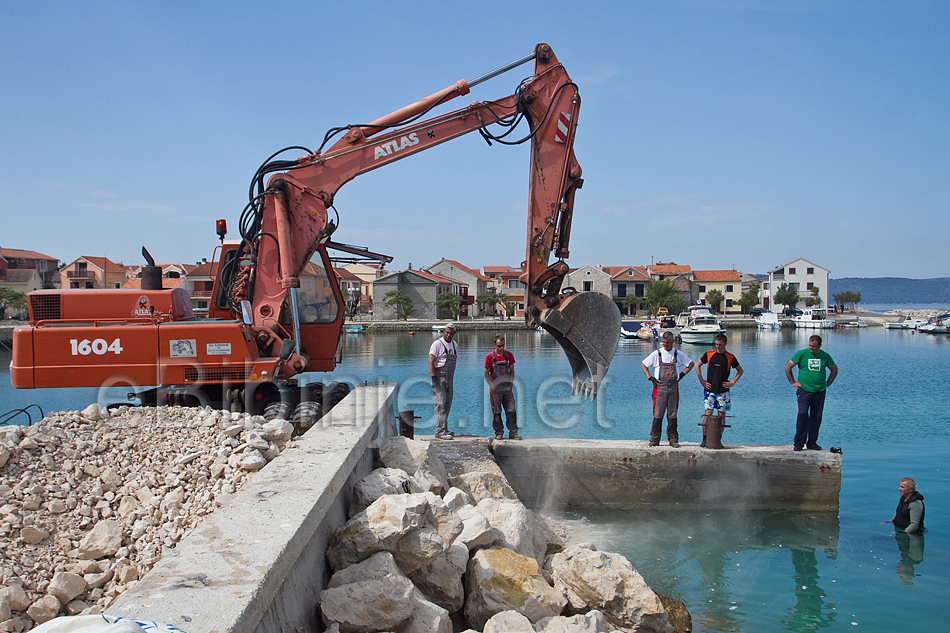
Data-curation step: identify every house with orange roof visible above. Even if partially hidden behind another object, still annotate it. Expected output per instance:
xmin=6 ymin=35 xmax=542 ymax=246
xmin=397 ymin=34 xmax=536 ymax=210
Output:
xmin=482 ymin=265 xmax=525 ymax=317
xmin=60 ymin=256 xmax=129 ymax=289
xmin=605 ymin=266 xmax=651 ymax=315
xmin=0 ymin=247 xmax=60 ymax=288
xmin=693 ymin=269 xmax=743 ymax=313
xmin=343 ymin=262 xmax=385 ymax=309
xmin=372 ymin=268 xmax=468 ymax=320
xmin=427 ymin=258 xmax=490 ymax=316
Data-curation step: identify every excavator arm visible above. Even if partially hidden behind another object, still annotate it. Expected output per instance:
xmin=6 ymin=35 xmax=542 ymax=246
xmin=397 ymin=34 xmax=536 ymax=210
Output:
xmin=231 ymin=43 xmax=619 ymax=396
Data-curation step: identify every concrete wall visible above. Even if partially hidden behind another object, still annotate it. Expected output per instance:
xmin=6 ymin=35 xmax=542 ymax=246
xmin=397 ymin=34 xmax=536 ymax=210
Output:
xmin=492 ymin=439 xmax=841 ymax=512
xmin=109 ymin=383 xmax=398 ymax=633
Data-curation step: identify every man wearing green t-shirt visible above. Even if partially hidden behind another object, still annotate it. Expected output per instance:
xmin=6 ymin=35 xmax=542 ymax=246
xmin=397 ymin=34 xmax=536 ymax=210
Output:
xmin=785 ymin=335 xmax=838 ymax=451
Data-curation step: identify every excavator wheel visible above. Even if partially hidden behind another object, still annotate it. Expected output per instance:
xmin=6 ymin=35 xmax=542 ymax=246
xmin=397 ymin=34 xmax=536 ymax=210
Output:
xmin=538 ymin=291 xmax=622 ymax=400
xmin=291 ymin=401 xmax=323 ymax=435
xmin=263 ymin=400 xmax=294 ymax=422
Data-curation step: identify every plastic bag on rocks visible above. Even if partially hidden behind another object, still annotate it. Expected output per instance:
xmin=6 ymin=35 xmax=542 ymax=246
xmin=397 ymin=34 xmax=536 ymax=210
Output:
xmin=30 ymin=614 xmax=188 ymax=633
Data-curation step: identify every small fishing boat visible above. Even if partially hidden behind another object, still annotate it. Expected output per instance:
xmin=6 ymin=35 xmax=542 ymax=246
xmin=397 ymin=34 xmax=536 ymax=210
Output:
xmin=793 ymin=308 xmax=835 ymax=329
xmin=754 ymin=312 xmax=780 ymax=329
xmin=919 ymin=314 xmax=950 ymax=334
xmin=345 ymin=324 xmax=364 ymax=333
xmin=885 ymin=316 xmax=928 ymax=330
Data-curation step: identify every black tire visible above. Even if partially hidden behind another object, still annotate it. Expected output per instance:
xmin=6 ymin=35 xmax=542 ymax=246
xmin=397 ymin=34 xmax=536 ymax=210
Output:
xmin=263 ymin=400 xmax=293 ymax=422
xmin=292 ymin=401 xmax=323 ymax=434
xmin=327 ymin=382 xmax=351 ymax=409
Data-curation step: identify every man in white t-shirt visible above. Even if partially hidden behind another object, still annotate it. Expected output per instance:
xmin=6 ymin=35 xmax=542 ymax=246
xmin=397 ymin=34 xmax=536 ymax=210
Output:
xmin=428 ymin=324 xmax=458 ymax=439
xmin=641 ymin=331 xmax=694 ymax=447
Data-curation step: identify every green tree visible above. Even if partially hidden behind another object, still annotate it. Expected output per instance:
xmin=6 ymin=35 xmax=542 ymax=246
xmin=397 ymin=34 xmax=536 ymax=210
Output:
xmin=705 ymin=289 xmax=725 ymax=313
xmin=476 ymin=292 xmax=503 ymax=319
xmin=804 ymin=286 xmax=822 ymax=308
xmin=504 ymin=301 xmax=517 ymax=320
xmin=774 ymin=283 xmax=800 ymax=311
xmin=0 ymin=288 xmax=27 ymax=320
xmin=644 ymin=280 xmax=687 ymax=317
xmin=383 ymin=289 xmax=414 ymax=320
xmin=435 ymin=292 xmax=463 ymax=320
xmin=833 ymin=290 xmax=862 ymax=312
xmin=736 ymin=284 xmax=761 ymax=314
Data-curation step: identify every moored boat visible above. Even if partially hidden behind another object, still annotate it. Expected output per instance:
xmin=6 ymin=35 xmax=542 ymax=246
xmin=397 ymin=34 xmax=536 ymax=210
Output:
xmin=919 ymin=314 xmax=950 ymax=334
xmin=680 ymin=312 xmax=725 ymax=344
xmin=793 ymin=308 xmax=835 ymax=329
xmin=754 ymin=311 xmax=780 ymax=329
xmin=620 ymin=321 xmax=643 ymax=339
xmin=885 ymin=315 xmax=928 ymax=330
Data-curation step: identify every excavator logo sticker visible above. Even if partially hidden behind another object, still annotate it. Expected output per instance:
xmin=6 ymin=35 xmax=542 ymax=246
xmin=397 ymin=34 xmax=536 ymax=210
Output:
xmin=132 ymin=296 xmax=153 ymax=317
xmin=373 ymin=132 xmax=419 ymax=160
xmin=554 ymin=112 xmax=571 ymax=144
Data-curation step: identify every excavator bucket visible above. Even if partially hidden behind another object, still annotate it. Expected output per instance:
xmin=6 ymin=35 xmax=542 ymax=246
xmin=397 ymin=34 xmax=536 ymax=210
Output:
xmin=537 ymin=292 xmax=622 ymax=400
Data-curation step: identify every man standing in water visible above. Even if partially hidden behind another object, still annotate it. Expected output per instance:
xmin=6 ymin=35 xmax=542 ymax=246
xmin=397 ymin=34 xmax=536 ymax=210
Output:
xmin=429 ymin=324 xmax=458 ymax=440
xmin=695 ymin=333 xmax=743 ymax=448
xmin=891 ymin=477 xmax=925 ymax=534
xmin=785 ymin=334 xmax=838 ymax=451
xmin=484 ymin=334 xmax=521 ymax=440
xmin=641 ymin=331 xmax=694 ymax=447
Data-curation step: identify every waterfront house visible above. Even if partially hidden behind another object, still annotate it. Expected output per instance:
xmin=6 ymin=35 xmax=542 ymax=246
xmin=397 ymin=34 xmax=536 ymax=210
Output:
xmin=483 ymin=265 xmax=525 ymax=317
xmin=0 ymin=247 xmax=60 ymax=288
xmin=342 ymin=262 xmax=385 ymax=310
xmin=60 ymin=256 xmax=130 ymax=289
xmin=605 ymin=266 xmax=650 ymax=315
xmin=427 ymin=258 xmax=491 ymax=317
xmin=372 ymin=269 xmax=469 ymax=320
xmin=693 ymin=269 xmax=743 ymax=314
xmin=767 ymin=258 xmax=830 ymax=310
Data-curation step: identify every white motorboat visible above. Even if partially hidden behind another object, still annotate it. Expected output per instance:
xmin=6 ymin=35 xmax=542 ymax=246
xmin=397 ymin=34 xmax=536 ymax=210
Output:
xmin=680 ymin=312 xmax=725 ymax=345
xmin=793 ymin=308 xmax=835 ymax=329
xmin=754 ymin=311 xmax=780 ymax=329
xmin=919 ymin=314 xmax=950 ymax=334
xmin=885 ymin=316 xmax=928 ymax=330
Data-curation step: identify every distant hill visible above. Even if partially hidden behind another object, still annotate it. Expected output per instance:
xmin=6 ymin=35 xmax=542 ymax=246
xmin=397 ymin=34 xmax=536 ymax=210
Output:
xmin=829 ymin=277 xmax=950 ymax=304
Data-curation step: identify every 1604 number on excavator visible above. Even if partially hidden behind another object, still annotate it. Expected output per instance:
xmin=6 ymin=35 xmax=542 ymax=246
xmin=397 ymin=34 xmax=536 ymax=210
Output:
xmin=69 ymin=338 xmax=124 ymax=356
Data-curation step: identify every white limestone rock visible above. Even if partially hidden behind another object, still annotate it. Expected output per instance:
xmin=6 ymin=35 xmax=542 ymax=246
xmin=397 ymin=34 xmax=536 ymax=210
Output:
xmin=239 ymin=451 xmax=267 ymax=471
xmin=463 ymin=546 xmax=566 ymax=630
xmin=322 ymin=552 xmax=451 ymax=633
xmin=536 ymin=610 xmax=613 ymax=632
xmin=327 ymin=492 xmax=463 ymax=574
xmin=407 ymin=541 xmax=468 ymax=613
xmin=452 ymin=471 xmax=518 ymax=504
xmin=442 ymin=486 xmax=474 ymax=510
xmin=48 ymin=571 xmax=87 ymax=603
xmin=81 ymin=404 xmax=103 ymax=422
xmin=0 ymin=584 xmax=30 ymax=612
xmin=26 ymin=594 xmax=61 ymax=625
xmin=547 ymin=543 xmax=673 ymax=633
xmin=378 ymin=436 xmax=450 ymax=495
xmin=454 ymin=504 xmax=497 ymax=551
xmin=320 ymin=573 xmax=415 ymax=633
xmin=350 ymin=468 xmax=423 ymax=518
xmin=19 ymin=526 xmax=49 ymax=545
xmin=476 ymin=498 xmax=550 ymax=567
xmin=77 ymin=520 xmax=122 ymax=560
xmin=483 ymin=610 xmax=534 ymax=632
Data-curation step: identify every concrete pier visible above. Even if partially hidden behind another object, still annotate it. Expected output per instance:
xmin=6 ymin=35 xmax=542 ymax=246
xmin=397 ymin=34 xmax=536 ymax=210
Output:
xmin=490 ymin=439 xmax=841 ymax=512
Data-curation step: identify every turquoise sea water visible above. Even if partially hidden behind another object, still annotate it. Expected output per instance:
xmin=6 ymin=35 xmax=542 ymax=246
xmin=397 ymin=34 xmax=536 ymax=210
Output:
xmin=2 ymin=326 xmax=948 ymax=631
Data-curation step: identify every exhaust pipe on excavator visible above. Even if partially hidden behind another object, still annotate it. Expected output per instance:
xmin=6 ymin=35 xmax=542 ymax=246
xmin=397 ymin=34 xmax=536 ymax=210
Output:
xmin=532 ymin=291 xmax=621 ymax=400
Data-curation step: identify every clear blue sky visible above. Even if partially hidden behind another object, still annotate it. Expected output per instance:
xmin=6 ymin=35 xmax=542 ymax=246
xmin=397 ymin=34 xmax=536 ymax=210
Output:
xmin=2 ymin=1 xmax=947 ymax=279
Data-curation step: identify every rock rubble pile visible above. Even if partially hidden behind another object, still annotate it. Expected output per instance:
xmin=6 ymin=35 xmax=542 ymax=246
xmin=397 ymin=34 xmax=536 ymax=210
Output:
xmin=0 ymin=403 xmax=296 ymax=631
xmin=320 ymin=436 xmax=688 ymax=633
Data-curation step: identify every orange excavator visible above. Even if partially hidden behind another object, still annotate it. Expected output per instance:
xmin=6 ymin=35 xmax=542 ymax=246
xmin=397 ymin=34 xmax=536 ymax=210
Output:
xmin=10 ymin=43 xmax=620 ymax=417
